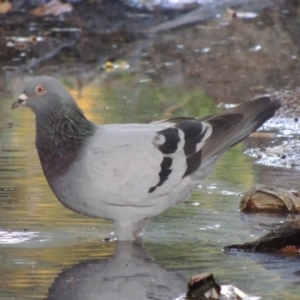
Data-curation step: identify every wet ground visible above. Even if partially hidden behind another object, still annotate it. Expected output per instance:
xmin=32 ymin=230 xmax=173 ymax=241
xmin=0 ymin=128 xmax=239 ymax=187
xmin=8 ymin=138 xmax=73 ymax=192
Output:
xmin=1 ymin=0 xmax=300 ymax=299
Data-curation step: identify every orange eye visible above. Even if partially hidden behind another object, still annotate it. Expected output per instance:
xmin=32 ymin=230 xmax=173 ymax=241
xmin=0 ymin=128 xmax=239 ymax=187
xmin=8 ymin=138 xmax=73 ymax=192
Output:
xmin=35 ymin=85 xmax=46 ymax=94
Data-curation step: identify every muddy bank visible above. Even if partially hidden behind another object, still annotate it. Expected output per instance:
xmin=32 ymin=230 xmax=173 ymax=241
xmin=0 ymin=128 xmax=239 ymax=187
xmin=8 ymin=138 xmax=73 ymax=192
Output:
xmin=1 ymin=0 xmax=300 ymax=103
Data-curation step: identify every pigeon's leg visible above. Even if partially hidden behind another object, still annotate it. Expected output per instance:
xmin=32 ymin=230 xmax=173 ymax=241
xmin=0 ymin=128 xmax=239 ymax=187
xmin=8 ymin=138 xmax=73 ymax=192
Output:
xmin=114 ymin=220 xmax=148 ymax=241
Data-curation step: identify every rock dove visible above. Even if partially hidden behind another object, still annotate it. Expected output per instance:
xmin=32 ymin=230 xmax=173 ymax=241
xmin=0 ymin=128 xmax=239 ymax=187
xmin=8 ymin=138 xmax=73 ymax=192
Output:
xmin=12 ymin=76 xmax=281 ymax=240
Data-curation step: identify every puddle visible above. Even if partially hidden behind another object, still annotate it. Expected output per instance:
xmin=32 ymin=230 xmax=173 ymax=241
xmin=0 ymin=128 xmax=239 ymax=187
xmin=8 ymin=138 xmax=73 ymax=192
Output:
xmin=1 ymin=1 xmax=300 ymax=299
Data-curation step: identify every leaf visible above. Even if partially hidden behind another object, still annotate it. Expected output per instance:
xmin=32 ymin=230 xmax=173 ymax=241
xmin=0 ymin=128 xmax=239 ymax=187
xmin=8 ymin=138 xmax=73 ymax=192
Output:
xmin=0 ymin=1 xmax=12 ymax=14
xmin=31 ymin=0 xmax=73 ymax=17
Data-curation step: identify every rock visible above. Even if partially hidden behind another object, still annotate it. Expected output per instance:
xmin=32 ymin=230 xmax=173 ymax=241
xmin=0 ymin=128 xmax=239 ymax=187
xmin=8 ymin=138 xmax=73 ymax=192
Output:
xmin=225 ymin=221 xmax=300 ymax=253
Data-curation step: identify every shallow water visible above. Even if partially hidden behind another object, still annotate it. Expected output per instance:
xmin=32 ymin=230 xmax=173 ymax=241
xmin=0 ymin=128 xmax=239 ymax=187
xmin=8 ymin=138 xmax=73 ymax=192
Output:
xmin=1 ymin=2 xmax=300 ymax=299
xmin=1 ymin=75 xmax=299 ymax=300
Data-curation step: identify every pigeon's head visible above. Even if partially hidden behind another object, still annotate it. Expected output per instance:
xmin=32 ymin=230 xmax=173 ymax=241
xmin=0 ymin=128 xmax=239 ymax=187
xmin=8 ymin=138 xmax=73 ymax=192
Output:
xmin=12 ymin=76 xmax=78 ymax=113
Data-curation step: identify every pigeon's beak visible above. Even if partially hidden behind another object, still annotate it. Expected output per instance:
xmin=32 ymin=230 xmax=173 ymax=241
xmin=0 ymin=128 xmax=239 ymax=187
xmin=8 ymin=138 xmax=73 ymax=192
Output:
xmin=12 ymin=94 xmax=28 ymax=109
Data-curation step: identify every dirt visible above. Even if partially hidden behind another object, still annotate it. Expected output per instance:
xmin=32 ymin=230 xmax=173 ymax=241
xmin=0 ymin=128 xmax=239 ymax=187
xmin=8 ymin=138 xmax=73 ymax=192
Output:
xmin=2 ymin=0 xmax=300 ymax=116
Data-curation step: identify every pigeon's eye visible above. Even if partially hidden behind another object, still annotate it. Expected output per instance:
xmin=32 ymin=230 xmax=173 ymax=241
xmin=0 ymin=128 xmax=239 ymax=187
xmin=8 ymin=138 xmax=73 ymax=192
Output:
xmin=35 ymin=85 xmax=46 ymax=95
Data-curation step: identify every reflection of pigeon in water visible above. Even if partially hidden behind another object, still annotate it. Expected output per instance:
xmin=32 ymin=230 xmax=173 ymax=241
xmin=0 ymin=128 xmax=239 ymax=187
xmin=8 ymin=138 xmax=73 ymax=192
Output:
xmin=12 ymin=77 xmax=281 ymax=240
xmin=44 ymin=242 xmax=187 ymax=300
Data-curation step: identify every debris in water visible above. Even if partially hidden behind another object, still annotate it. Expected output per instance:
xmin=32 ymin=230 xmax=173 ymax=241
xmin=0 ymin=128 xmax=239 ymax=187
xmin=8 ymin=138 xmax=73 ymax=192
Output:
xmin=245 ymin=139 xmax=300 ymax=170
xmin=224 ymin=8 xmax=258 ymax=20
xmin=250 ymin=45 xmax=262 ymax=52
xmin=240 ymin=185 xmax=300 ymax=212
xmin=187 ymin=273 xmax=220 ymax=299
xmin=187 ymin=272 xmax=261 ymax=299
xmin=5 ymin=35 xmax=44 ymax=51
xmin=103 ymin=60 xmax=130 ymax=72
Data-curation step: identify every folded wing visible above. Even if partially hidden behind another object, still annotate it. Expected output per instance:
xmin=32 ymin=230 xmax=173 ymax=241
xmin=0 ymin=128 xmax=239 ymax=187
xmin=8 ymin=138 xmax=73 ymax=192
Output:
xmin=85 ymin=96 xmax=280 ymax=206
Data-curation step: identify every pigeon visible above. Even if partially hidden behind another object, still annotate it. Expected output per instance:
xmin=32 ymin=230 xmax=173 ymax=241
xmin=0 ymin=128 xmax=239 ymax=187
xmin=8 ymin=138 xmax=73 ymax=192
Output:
xmin=12 ymin=76 xmax=281 ymax=240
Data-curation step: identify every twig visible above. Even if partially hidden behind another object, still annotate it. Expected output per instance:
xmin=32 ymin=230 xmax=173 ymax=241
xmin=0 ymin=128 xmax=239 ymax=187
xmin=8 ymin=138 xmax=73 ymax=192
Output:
xmin=9 ymin=40 xmax=77 ymax=78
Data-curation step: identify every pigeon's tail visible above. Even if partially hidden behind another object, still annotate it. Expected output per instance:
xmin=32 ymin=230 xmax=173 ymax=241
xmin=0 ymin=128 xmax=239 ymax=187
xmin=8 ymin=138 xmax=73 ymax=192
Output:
xmin=201 ymin=96 xmax=281 ymax=160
